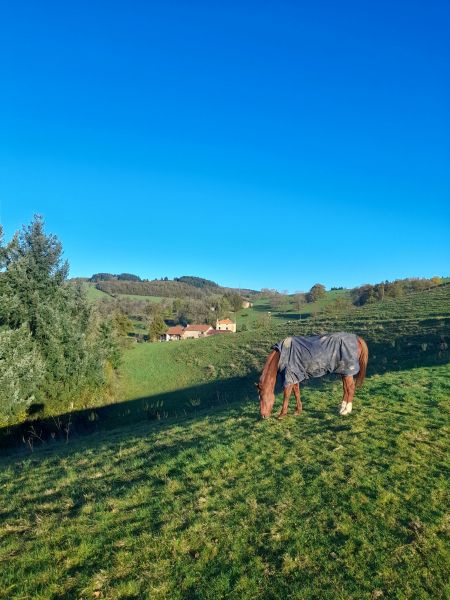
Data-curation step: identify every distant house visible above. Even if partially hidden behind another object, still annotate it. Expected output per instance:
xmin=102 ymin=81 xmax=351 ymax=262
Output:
xmin=216 ymin=318 xmax=237 ymax=333
xmin=162 ymin=325 xmax=184 ymax=341
xmin=183 ymin=324 xmax=214 ymax=339
xmin=242 ymin=300 xmax=253 ymax=309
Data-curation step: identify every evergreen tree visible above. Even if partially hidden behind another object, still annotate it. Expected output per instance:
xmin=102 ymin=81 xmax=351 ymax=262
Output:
xmin=0 ymin=216 xmax=119 ymax=423
xmin=148 ymin=313 xmax=167 ymax=342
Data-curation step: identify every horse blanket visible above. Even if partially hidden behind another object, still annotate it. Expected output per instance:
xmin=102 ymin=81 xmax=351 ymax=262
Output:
xmin=272 ymin=332 xmax=360 ymax=387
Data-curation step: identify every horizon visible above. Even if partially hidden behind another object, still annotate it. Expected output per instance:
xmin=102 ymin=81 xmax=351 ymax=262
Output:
xmin=1 ymin=1 xmax=449 ymax=292
xmin=70 ymin=270 xmax=449 ymax=294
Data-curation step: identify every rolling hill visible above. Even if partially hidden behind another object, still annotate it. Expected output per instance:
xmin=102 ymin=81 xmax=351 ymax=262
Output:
xmin=1 ymin=283 xmax=449 ymax=598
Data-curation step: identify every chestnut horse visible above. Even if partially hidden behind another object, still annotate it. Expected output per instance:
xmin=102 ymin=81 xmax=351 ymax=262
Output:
xmin=256 ymin=335 xmax=368 ymax=419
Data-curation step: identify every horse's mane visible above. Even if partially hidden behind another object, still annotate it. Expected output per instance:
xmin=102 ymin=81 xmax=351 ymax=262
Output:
xmin=259 ymin=350 xmax=279 ymax=390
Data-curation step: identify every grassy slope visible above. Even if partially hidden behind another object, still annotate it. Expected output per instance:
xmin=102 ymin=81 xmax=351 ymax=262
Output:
xmin=81 ymin=282 xmax=113 ymax=302
xmin=117 ymin=285 xmax=450 ymax=405
xmin=1 ymin=286 xmax=449 ymax=598
xmin=0 ymin=365 xmax=449 ymax=599
xmin=236 ymin=289 xmax=350 ymax=328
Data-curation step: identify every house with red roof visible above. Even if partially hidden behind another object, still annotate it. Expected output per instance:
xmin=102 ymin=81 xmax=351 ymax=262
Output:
xmin=162 ymin=325 xmax=185 ymax=341
xmin=160 ymin=320 xmax=236 ymax=342
xmin=183 ymin=324 xmax=214 ymax=339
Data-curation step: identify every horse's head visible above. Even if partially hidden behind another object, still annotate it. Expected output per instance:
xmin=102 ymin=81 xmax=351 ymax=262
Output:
xmin=255 ymin=381 xmax=275 ymax=419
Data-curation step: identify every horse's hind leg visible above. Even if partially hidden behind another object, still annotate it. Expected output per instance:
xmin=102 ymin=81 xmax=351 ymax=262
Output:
xmin=278 ymin=385 xmax=293 ymax=419
xmin=340 ymin=375 xmax=355 ymax=416
xmin=294 ymin=383 xmax=302 ymax=415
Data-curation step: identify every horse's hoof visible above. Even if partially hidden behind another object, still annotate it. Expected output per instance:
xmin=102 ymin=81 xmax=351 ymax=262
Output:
xmin=277 ymin=413 xmax=287 ymax=420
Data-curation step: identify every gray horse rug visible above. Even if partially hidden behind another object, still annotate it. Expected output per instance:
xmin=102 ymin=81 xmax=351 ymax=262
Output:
xmin=272 ymin=332 xmax=360 ymax=387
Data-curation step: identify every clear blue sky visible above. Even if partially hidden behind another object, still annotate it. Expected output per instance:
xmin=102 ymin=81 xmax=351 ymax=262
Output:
xmin=1 ymin=1 xmax=449 ymax=292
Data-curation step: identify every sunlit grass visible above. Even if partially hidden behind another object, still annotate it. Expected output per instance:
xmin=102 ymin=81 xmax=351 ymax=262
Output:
xmin=1 ymin=364 xmax=449 ymax=599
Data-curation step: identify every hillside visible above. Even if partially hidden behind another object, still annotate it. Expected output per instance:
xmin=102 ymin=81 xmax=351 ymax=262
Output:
xmin=1 ymin=283 xmax=449 ymax=598
xmin=2 ymin=284 xmax=449 ymax=437
xmin=1 ymin=367 xmax=448 ymax=598
xmin=110 ymin=285 xmax=449 ymax=421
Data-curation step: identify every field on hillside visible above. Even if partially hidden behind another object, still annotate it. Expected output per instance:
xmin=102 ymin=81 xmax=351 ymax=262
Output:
xmin=2 ymin=285 xmax=448 ymax=437
xmin=236 ymin=289 xmax=350 ymax=328
xmin=1 ymin=363 xmax=449 ymax=599
xmin=1 ymin=285 xmax=449 ymax=598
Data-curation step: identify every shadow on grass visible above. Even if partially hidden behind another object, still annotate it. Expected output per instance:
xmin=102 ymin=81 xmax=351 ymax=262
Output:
xmin=1 ymin=331 xmax=448 ymax=451
xmin=0 ymin=375 xmax=260 ymax=451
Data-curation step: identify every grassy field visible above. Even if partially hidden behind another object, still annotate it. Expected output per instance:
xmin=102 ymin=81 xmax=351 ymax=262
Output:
xmin=81 ymin=282 xmax=113 ymax=302
xmin=236 ymin=289 xmax=350 ymax=329
xmin=1 ymin=363 xmax=449 ymax=599
xmin=1 ymin=285 xmax=449 ymax=598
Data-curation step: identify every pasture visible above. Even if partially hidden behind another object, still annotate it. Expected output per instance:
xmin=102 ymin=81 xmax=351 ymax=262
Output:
xmin=1 ymin=285 xmax=449 ymax=598
xmin=1 ymin=364 xmax=449 ymax=599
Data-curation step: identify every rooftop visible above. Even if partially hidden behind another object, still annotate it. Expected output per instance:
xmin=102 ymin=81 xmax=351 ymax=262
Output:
xmin=166 ymin=326 xmax=184 ymax=335
xmin=184 ymin=324 xmax=212 ymax=332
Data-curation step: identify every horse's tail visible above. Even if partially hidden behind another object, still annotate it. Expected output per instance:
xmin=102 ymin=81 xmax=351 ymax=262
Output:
xmin=355 ymin=337 xmax=368 ymax=388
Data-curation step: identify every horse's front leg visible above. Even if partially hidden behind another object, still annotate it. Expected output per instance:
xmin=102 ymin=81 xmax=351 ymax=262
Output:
xmin=294 ymin=383 xmax=302 ymax=415
xmin=340 ymin=375 xmax=355 ymax=415
xmin=278 ymin=385 xmax=293 ymax=419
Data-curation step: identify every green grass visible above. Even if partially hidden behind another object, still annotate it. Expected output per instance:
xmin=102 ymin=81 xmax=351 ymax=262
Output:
xmin=1 ymin=284 xmax=449 ymax=598
xmin=81 ymin=282 xmax=113 ymax=302
xmin=1 ymin=364 xmax=449 ymax=599
xmin=236 ymin=290 xmax=350 ymax=327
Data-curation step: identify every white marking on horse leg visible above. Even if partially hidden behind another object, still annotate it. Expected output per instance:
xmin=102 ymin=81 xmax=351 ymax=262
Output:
xmin=341 ymin=402 xmax=353 ymax=416
xmin=339 ymin=401 xmax=347 ymax=415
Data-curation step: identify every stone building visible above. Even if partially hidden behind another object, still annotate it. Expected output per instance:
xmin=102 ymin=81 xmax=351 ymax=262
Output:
xmin=216 ymin=318 xmax=237 ymax=333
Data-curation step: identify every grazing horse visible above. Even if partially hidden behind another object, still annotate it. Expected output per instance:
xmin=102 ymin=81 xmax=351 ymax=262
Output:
xmin=256 ymin=332 xmax=368 ymax=419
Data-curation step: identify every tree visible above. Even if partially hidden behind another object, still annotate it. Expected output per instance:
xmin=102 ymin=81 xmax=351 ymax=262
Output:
xmin=148 ymin=313 xmax=167 ymax=342
xmin=0 ymin=216 xmax=119 ymax=422
xmin=223 ymin=292 xmax=243 ymax=312
xmin=306 ymin=283 xmax=326 ymax=303
xmin=90 ymin=273 xmax=116 ymax=282
xmin=117 ymin=273 xmax=141 ymax=281
xmin=293 ymin=292 xmax=306 ymax=311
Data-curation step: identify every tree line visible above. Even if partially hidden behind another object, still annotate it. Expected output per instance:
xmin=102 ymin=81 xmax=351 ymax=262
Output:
xmin=351 ymin=277 xmax=443 ymax=306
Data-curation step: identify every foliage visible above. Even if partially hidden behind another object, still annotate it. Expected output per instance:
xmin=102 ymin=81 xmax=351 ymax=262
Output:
xmin=148 ymin=313 xmax=167 ymax=342
xmin=174 ymin=275 xmax=219 ymax=289
xmin=0 ymin=216 xmax=119 ymax=423
xmin=90 ymin=272 xmax=116 ymax=282
xmin=293 ymin=292 xmax=306 ymax=310
xmin=0 ymin=326 xmax=44 ymax=425
xmin=117 ymin=273 xmax=141 ymax=281
xmin=306 ymin=283 xmax=326 ymax=303
xmin=95 ymin=279 xmax=206 ymax=300
xmin=351 ymin=277 xmax=444 ymax=306
xmin=223 ymin=291 xmax=244 ymax=312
